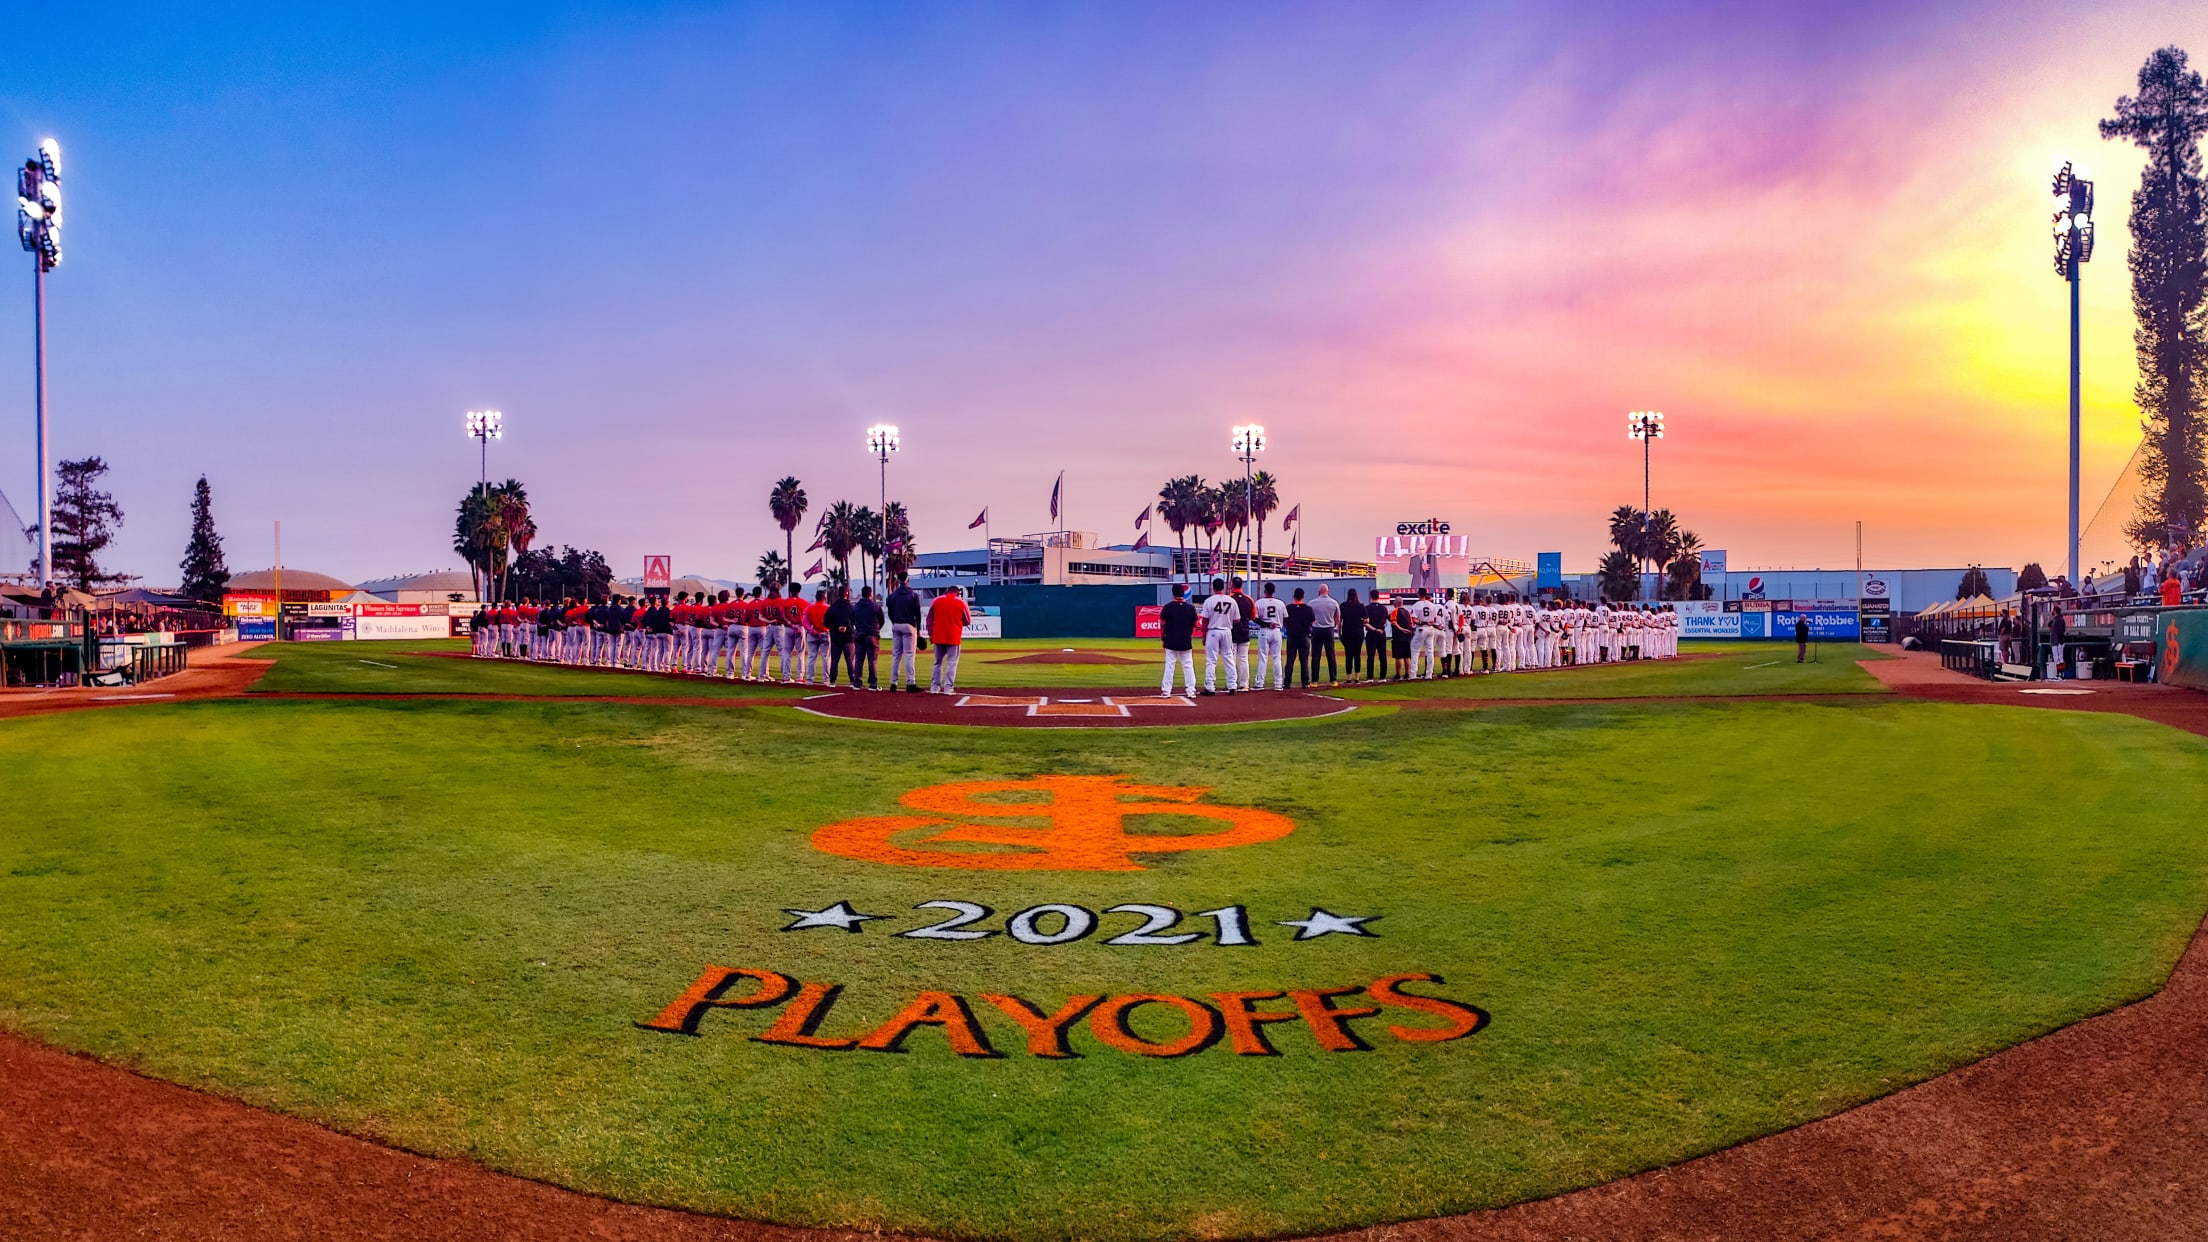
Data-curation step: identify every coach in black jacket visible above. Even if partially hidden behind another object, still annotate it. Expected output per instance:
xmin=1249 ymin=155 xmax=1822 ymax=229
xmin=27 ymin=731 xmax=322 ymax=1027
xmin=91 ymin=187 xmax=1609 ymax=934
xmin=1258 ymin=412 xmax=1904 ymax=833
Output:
xmin=1158 ymin=584 xmax=1199 ymax=697
xmin=1285 ymin=589 xmax=1315 ymax=688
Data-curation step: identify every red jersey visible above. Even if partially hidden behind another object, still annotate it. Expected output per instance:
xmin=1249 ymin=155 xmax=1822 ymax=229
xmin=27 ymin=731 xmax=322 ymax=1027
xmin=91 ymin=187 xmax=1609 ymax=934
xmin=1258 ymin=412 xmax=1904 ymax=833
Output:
xmin=567 ymin=605 xmax=588 ymax=624
xmin=805 ymin=601 xmax=830 ymax=634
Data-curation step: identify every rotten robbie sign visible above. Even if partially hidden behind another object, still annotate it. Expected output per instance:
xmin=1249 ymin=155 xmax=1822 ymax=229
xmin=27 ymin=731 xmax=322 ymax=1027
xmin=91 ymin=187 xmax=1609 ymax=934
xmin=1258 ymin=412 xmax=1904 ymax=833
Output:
xmin=639 ymin=775 xmax=1490 ymax=1058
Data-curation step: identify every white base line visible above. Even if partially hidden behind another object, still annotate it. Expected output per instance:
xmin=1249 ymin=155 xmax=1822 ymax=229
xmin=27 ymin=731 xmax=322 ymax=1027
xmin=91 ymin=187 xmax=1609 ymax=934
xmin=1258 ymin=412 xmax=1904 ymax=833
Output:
xmin=1742 ymin=660 xmax=1783 ymax=669
xmin=358 ymin=660 xmax=398 ymax=669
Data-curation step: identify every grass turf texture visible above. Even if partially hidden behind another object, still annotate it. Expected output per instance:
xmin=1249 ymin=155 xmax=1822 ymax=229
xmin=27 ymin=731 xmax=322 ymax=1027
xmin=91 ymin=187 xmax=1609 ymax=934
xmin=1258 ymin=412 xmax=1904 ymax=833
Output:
xmin=3 ymin=695 xmax=2204 ymax=1239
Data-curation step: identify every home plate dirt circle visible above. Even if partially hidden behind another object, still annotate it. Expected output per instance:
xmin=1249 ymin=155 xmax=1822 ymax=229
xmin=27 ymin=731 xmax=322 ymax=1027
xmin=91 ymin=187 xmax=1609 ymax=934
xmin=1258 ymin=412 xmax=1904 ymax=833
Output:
xmin=796 ymin=687 xmax=1357 ymax=726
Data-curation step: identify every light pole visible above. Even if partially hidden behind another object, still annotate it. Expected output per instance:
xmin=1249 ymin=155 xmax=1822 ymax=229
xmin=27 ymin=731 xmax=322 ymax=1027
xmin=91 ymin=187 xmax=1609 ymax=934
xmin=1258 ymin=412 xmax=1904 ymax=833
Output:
xmin=2051 ymin=162 xmax=2094 ymax=586
xmin=866 ymin=423 xmax=899 ymax=588
xmin=1628 ymin=410 xmax=1665 ymax=597
xmin=465 ymin=410 xmax=503 ymax=600
xmin=1231 ymin=423 xmax=1265 ymax=584
xmin=17 ymin=139 xmax=62 ymax=591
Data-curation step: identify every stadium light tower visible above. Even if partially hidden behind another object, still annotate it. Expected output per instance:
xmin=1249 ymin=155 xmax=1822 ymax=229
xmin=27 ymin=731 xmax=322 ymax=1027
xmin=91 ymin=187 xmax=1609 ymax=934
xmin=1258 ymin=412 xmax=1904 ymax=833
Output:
xmin=1231 ymin=423 xmax=1266 ymax=582
xmin=18 ymin=139 xmax=62 ymax=590
xmin=1628 ymin=410 xmax=1665 ymax=595
xmin=2051 ymin=161 xmax=2094 ymax=586
xmin=465 ymin=409 xmax=503 ymax=493
xmin=867 ymin=423 xmax=899 ymax=587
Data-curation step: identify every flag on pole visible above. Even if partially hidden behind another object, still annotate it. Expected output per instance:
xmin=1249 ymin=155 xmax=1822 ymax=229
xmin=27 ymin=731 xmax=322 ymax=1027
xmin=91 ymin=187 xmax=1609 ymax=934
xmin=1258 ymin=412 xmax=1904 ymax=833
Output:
xmin=804 ymin=558 xmax=824 ymax=579
xmin=1209 ymin=544 xmax=1222 ymax=575
xmin=1049 ymin=472 xmax=1063 ymax=521
xmin=1282 ymin=503 xmax=1300 ymax=529
xmin=1133 ymin=531 xmax=1151 ymax=552
xmin=1135 ymin=504 xmax=1151 ymax=529
xmin=805 ymin=535 xmax=825 ymax=553
xmin=886 ymin=538 xmax=905 ymax=553
xmin=968 ymin=507 xmax=988 ymax=530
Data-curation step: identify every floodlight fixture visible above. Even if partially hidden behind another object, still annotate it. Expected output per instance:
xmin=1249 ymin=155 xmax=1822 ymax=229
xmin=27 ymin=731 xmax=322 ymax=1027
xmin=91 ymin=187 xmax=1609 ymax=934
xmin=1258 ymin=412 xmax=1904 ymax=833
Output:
xmin=1627 ymin=410 xmax=1665 ymax=441
xmin=2051 ymin=161 xmax=2094 ymax=587
xmin=19 ymin=139 xmax=61 ymax=589
xmin=866 ymin=423 xmax=900 ymax=458
xmin=1231 ymin=423 xmax=1267 ymax=456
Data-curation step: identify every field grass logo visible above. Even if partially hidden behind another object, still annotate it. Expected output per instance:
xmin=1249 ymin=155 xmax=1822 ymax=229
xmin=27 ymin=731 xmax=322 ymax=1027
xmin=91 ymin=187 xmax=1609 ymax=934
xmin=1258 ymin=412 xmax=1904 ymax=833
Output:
xmin=811 ymin=775 xmax=1294 ymax=871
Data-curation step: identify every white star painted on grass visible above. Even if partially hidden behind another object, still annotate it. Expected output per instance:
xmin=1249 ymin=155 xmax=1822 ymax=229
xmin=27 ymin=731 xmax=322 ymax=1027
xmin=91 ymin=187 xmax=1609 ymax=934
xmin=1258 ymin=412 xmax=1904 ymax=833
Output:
xmin=1275 ymin=908 xmax=1379 ymax=940
xmin=780 ymin=901 xmax=889 ymax=933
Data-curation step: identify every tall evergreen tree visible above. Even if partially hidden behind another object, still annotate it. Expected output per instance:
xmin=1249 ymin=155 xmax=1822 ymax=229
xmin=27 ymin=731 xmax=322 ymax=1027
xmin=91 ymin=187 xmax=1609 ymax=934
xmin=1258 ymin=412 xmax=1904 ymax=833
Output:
xmin=51 ymin=456 xmax=136 ymax=591
xmin=2102 ymin=47 xmax=2208 ymax=548
xmin=177 ymin=475 xmax=229 ymax=602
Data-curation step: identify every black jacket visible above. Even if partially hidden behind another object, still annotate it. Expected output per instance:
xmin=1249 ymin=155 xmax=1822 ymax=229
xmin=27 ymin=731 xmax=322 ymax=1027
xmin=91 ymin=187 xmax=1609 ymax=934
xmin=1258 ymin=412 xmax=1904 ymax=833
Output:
xmin=1341 ymin=599 xmax=1366 ymax=633
xmin=1794 ymin=618 xmax=1810 ymax=643
xmin=826 ymin=598 xmax=855 ymax=640
xmin=853 ymin=597 xmax=885 ymax=640
xmin=886 ymin=586 xmax=923 ymax=626
xmin=1159 ymin=599 xmax=1198 ymax=652
xmin=1286 ymin=601 xmax=1313 ymax=638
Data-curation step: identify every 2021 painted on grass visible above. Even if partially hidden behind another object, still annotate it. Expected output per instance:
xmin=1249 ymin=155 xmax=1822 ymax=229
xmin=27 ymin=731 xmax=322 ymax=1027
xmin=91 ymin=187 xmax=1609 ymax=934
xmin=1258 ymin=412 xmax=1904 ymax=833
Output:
xmin=641 ymin=774 xmax=1491 ymax=1060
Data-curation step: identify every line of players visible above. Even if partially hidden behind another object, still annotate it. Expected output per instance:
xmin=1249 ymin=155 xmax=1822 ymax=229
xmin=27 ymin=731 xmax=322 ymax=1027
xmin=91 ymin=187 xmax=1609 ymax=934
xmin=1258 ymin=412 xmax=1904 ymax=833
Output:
xmin=469 ymin=585 xmax=926 ymax=686
xmin=1182 ymin=579 xmax=1678 ymax=694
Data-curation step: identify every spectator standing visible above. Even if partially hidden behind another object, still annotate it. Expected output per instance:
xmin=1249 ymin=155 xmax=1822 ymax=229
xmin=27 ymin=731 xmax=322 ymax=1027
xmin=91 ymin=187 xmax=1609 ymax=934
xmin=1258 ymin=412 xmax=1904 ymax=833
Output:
xmin=1794 ymin=614 xmax=1810 ymax=663
xmin=2164 ymin=567 xmax=2185 ymax=607
xmin=1158 ymin=584 xmax=1199 ymax=696
xmin=1364 ymin=594 xmax=1391 ymax=682
xmin=1309 ymin=585 xmax=1340 ymax=685
xmin=927 ymin=587 xmax=973 ymax=694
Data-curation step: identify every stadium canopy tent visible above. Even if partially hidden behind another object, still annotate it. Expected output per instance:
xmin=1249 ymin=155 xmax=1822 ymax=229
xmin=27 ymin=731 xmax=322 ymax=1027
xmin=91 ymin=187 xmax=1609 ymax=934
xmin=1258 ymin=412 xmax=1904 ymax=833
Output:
xmin=1950 ymin=594 xmax=2002 ymax=619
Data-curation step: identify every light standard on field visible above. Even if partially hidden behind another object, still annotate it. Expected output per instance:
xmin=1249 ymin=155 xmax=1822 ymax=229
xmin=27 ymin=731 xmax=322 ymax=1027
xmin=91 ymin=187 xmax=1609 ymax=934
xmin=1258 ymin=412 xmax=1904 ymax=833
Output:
xmin=464 ymin=410 xmax=503 ymax=601
xmin=866 ymin=423 xmax=899 ymax=588
xmin=1231 ymin=423 xmax=1266 ymax=583
xmin=17 ymin=139 xmax=62 ymax=590
xmin=1628 ymin=410 xmax=1665 ymax=596
xmin=2051 ymin=162 xmax=2094 ymax=586
xmin=465 ymin=409 xmax=503 ymax=491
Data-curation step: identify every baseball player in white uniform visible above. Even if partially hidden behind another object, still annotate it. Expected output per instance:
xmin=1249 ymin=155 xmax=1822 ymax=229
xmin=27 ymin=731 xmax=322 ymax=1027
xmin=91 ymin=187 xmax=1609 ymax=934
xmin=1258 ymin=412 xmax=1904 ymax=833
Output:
xmin=1407 ymin=588 xmax=1440 ymax=679
xmin=1200 ymin=578 xmax=1243 ymax=694
xmin=1253 ymin=583 xmax=1288 ymax=690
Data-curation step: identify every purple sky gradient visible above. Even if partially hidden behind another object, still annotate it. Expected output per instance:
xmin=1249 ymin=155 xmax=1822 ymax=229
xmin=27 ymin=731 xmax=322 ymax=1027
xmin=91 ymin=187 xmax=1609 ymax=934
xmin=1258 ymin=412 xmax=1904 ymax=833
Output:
xmin=1 ymin=2 xmax=2203 ymax=587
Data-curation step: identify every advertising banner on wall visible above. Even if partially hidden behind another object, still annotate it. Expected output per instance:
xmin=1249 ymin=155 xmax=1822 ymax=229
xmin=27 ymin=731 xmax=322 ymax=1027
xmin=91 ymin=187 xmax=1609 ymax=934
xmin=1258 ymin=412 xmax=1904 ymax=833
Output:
xmin=1771 ymin=607 xmax=1862 ymax=640
xmin=236 ymin=618 xmax=276 ymax=640
xmin=643 ymin=555 xmax=673 ymax=591
xmin=1136 ymin=605 xmax=1210 ymax=640
xmin=963 ymin=606 xmax=1004 ymax=641
xmin=2161 ymin=611 xmax=2208 ymax=691
xmin=1674 ymin=600 xmax=1740 ymax=639
xmin=355 ymin=615 xmax=452 ymax=641
xmin=1535 ymin=552 xmax=1562 ymax=589
xmin=1859 ymin=597 xmax=1892 ymax=643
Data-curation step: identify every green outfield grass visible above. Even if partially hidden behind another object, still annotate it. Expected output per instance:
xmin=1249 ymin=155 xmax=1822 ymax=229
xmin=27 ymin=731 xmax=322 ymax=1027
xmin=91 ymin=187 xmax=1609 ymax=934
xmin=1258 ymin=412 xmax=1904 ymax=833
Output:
xmin=2 ymin=693 xmax=2203 ymax=1238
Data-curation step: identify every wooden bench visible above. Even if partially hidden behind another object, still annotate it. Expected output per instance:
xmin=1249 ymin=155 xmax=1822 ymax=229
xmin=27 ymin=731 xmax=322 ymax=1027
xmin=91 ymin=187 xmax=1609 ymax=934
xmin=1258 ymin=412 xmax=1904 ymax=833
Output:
xmin=2116 ymin=660 xmax=2149 ymax=683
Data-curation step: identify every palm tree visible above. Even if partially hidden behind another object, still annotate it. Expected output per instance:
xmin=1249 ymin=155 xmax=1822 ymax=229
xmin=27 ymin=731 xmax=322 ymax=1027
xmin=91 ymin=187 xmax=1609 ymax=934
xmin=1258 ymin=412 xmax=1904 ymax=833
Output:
xmin=1596 ymin=550 xmax=1640 ymax=601
xmin=755 ymin=551 xmax=788 ymax=590
xmin=1248 ymin=470 xmax=1280 ymax=576
xmin=1219 ymin=484 xmax=1250 ymax=573
xmin=1193 ymin=485 xmax=1226 ymax=577
xmin=453 ymin=482 xmax=520 ymax=601
xmin=1607 ymin=504 xmax=1647 ymax=560
xmin=881 ymin=501 xmax=916 ymax=580
xmin=853 ymin=504 xmax=882 ymax=585
xmin=1158 ymin=475 xmax=1202 ymax=584
xmin=769 ymin=477 xmax=808 ymax=588
xmin=818 ymin=500 xmax=863 ymax=583
xmin=492 ymin=479 xmax=533 ymax=602
xmin=1664 ymin=530 xmax=1705 ymax=600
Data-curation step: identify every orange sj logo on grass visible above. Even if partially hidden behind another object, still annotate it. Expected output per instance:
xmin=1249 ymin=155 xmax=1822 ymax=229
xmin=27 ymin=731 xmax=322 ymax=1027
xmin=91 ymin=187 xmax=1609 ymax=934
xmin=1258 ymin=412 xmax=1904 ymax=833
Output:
xmin=810 ymin=775 xmax=1294 ymax=871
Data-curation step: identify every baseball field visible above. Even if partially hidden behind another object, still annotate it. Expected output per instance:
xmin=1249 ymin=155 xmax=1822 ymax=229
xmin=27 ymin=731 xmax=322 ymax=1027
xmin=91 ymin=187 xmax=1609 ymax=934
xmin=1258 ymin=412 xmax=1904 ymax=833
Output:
xmin=4 ymin=639 xmax=2206 ymax=1238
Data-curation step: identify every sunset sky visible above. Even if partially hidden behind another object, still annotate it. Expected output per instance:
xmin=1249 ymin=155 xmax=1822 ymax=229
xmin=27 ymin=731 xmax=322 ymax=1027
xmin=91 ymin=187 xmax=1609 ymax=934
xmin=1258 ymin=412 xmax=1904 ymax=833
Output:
xmin=2 ymin=1 xmax=2205 ymax=585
